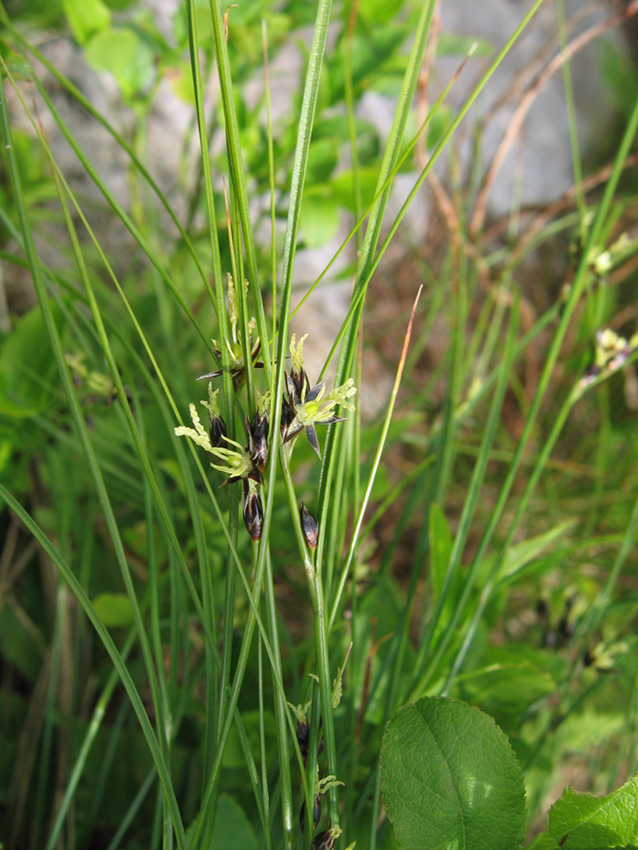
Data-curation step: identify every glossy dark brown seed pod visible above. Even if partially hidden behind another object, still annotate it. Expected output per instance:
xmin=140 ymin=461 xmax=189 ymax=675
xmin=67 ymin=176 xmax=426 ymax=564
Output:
xmin=300 ymin=503 xmax=319 ymax=549
xmin=242 ymin=480 xmax=263 ymax=541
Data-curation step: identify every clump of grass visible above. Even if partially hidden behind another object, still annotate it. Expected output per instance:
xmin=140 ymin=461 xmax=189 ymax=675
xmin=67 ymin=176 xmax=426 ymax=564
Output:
xmin=1 ymin=0 xmax=638 ymax=847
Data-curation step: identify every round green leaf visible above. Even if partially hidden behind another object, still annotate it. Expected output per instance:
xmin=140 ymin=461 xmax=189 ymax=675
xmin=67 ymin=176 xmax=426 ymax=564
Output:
xmin=0 ymin=303 xmax=62 ymax=417
xmin=63 ymin=0 xmax=110 ymax=45
xmin=92 ymin=592 xmax=134 ymax=628
xmin=455 ymin=663 xmax=556 ymax=715
xmin=299 ymin=187 xmax=340 ymax=248
xmin=381 ymin=696 xmax=527 ymax=850
xmin=211 ymin=795 xmax=258 ymax=850
xmin=185 ymin=795 xmax=258 ymax=850
xmin=85 ymin=27 xmax=155 ymax=97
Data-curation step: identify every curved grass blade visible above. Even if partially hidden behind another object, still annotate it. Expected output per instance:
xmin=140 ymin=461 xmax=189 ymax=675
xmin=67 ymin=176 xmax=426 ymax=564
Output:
xmin=14 ymin=61 xmax=211 ymax=350
xmin=0 ymin=485 xmax=187 ymax=850
xmin=0 ymin=15 xmax=214 ymax=302
xmin=0 ymin=70 xmax=185 ymax=842
xmin=328 ymin=286 xmax=423 ymax=630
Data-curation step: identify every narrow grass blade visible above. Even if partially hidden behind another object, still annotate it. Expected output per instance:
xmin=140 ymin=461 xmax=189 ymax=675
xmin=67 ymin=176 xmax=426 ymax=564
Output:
xmin=328 ymin=286 xmax=423 ymax=629
xmin=0 ymin=485 xmax=187 ymax=850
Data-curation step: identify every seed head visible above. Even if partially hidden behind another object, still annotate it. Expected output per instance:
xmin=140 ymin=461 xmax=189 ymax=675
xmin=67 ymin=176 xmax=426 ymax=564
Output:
xmin=299 ymin=794 xmax=321 ymax=834
xmin=311 ymin=825 xmax=342 ymax=850
xmin=300 ymin=503 xmax=319 ymax=549
xmin=242 ymin=479 xmax=263 ymax=541
xmin=200 ymin=383 xmax=227 ymax=449
xmin=174 ymin=403 xmax=261 ymax=484
xmin=289 ymin=333 xmax=311 ymax=398
xmin=247 ymin=407 xmax=269 ymax=473
xmin=283 ymin=361 xmax=357 ymax=459
xmin=296 ymin=717 xmax=310 ymax=765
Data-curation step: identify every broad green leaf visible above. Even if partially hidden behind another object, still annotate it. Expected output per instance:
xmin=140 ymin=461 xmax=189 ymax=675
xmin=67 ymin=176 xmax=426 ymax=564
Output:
xmin=354 ymin=579 xmax=408 ymax=724
xmin=429 ymin=503 xmax=453 ymax=599
xmin=188 ymin=795 xmax=258 ymax=850
xmin=358 ymin=0 xmax=406 ymax=25
xmin=92 ymin=593 xmax=134 ymax=628
xmin=0 ymin=601 xmax=43 ymax=681
xmin=0 ymin=438 xmax=13 ymax=474
xmin=104 ymin=0 xmax=137 ymax=9
xmin=331 ymin=166 xmax=380 ymax=213
xmin=299 ymin=187 xmax=340 ymax=247
xmin=555 ymin=710 xmax=624 ymax=755
xmin=305 ymin=138 xmax=340 ymax=185
xmin=211 ymin=796 xmax=258 ymax=850
xmin=169 ymin=60 xmax=197 ymax=105
xmin=0 ymin=303 xmax=62 ymax=417
xmin=10 ymin=0 xmax=63 ymax=27
xmin=222 ymin=710 xmax=276 ymax=769
xmin=485 ymin=644 xmax=567 ymax=682
xmin=426 ymin=105 xmax=452 ymax=152
xmin=547 ymin=773 xmax=638 ymax=849
xmin=85 ymin=27 xmax=155 ymax=97
xmin=329 ymin=26 xmax=409 ymax=103
xmin=496 ymin=520 xmax=576 ymax=588
xmin=173 ymin=0 xmax=213 ymax=47
xmin=429 ymin=504 xmax=463 ymax=638
xmin=454 ymin=662 xmax=556 ymax=715
xmin=381 ymin=697 xmax=527 ymax=850
xmin=62 ymin=0 xmax=110 ymax=44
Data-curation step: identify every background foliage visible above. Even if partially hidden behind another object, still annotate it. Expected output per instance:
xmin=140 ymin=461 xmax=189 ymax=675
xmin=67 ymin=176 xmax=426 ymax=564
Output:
xmin=1 ymin=0 xmax=638 ymax=848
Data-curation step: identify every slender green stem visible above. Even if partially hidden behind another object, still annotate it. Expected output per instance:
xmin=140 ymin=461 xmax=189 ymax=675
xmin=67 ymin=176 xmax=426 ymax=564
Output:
xmin=206 ymin=0 xmax=272 ymax=385
xmin=1 ymin=486 xmax=187 ymax=850
xmin=556 ymin=0 xmax=586 ymax=225
xmin=264 ymin=548 xmax=294 ymax=850
xmin=279 ymin=446 xmax=340 ymax=825
xmin=0 ymin=72 xmax=185 ymax=845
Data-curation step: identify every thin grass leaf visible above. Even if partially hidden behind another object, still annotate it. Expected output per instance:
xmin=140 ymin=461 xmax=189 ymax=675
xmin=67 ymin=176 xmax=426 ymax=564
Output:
xmin=328 ymin=286 xmax=423 ymax=630
xmin=206 ymin=0 xmax=272 ymax=386
xmin=0 ymin=71 xmax=187 ymax=845
xmin=409 ymin=298 xmax=520 ymax=695
xmin=434 ymin=89 xmax=638 ymax=694
xmin=45 ymin=630 xmax=137 ymax=850
xmin=0 ymin=484 xmax=187 ymax=849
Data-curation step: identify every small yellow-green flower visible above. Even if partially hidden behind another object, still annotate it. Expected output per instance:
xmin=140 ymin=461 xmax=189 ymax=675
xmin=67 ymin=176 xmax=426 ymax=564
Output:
xmin=281 ymin=334 xmax=356 ymax=458
xmin=283 ymin=373 xmax=356 ymax=459
xmin=174 ymin=403 xmax=261 ymax=484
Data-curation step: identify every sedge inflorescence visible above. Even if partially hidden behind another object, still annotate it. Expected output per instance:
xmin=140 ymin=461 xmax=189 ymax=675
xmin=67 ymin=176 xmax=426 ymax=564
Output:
xmin=174 ymin=279 xmax=356 ymax=542
xmin=578 ymin=327 xmax=638 ymax=394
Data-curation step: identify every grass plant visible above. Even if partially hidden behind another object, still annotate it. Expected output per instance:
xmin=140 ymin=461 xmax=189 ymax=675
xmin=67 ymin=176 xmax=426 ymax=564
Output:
xmin=1 ymin=0 xmax=638 ymax=848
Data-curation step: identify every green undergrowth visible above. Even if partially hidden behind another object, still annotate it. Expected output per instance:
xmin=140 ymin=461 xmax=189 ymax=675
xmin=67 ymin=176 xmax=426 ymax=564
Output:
xmin=1 ymin=0 xmax=638 ymax=848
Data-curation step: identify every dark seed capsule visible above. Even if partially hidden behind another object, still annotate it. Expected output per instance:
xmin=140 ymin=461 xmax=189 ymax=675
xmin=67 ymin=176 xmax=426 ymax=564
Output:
xmin=242 ymin=480 xmax=263 ymax=542
xmin=209 ymin=412 xmax=227 ymax=449
xmin=291 ymin=365 xmax=310 ymax=400
xmin=300 ymin=795 xmax=321 ymax=833
xmin=300 ymin=503 xmax=318 ymax=549
xmin=312 ymin=826 xmax=337 ymax=850
xmin=296 ymin=718 xmax=310 ymax=766
xmin=248 ymin=411 xmax=269 ymax=472
xmin=280 ymin=395 xmax=296 ymax=443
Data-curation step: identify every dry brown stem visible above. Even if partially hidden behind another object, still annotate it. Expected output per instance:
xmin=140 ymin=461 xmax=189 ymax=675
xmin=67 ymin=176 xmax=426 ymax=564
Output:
xmin=470 ymin=2 xmax=638 ymax=238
